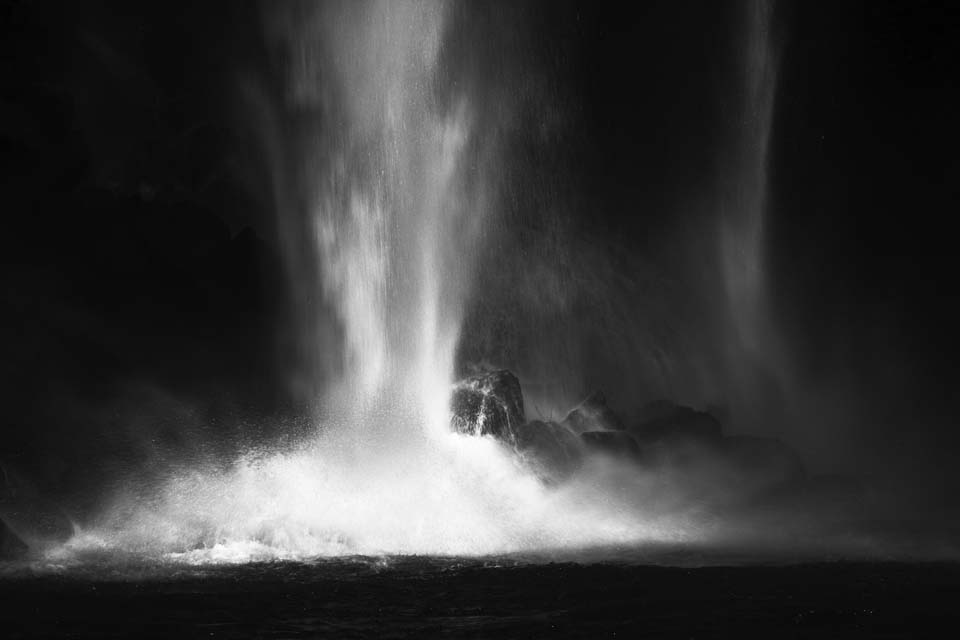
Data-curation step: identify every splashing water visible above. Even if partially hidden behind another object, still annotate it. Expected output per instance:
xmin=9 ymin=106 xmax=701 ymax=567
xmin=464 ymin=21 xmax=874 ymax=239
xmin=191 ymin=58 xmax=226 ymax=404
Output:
xmin=34 ymin=1 xmax=702 ymax=565
xmin=27 ymin=2 xmax=835 ymax=568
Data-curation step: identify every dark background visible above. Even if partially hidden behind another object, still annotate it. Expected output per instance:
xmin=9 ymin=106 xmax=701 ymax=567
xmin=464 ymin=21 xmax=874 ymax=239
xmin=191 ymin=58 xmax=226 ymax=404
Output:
xmin=2 ymin=1 xmax=958 ymax=513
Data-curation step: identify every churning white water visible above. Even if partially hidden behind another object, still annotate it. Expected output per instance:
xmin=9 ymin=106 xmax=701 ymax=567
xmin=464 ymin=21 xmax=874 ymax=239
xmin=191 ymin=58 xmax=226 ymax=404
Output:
xmin=38 ymin=1 xmax=799 ymax=565
xmin=41 ymin=1 xmax=703 ymax=563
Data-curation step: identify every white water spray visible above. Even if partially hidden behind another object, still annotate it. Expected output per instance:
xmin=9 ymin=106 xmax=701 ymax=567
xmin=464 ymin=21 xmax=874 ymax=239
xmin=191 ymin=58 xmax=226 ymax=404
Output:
xmin=36 ymin=2 xmax=835 ymax=567
xmin=302 ymin=1 xmax=476 ymax=435
xmin=47 ymin=1 xmax=707 ymax=563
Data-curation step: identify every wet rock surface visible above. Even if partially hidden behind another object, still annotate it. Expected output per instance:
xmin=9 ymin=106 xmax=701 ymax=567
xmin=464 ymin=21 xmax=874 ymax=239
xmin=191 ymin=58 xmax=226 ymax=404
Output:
xmin=580 ymin=431 xmax=644 ymax=461
xmin=629 ymin=401 xmax=723 ymax=445
xmin=562 ymin=391 xmax=626 ymax=433
xmin=450 ymin=371 xmax=833 ymax=505
xmin=450 ymin=370 xmax=525 ymax=441
xmin=514 ymin=420 xmax=584 ymax=481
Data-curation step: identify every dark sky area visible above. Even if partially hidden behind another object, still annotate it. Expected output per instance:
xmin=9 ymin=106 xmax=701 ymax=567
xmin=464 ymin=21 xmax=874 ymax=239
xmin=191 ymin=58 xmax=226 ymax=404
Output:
xmin=1 ymin=1 xmax=958 ymax=510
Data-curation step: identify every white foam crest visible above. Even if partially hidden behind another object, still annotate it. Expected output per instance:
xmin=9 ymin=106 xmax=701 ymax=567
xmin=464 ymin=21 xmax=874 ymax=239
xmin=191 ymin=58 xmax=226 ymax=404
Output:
xmin=61 ymin=423 xmax=704 ymax=564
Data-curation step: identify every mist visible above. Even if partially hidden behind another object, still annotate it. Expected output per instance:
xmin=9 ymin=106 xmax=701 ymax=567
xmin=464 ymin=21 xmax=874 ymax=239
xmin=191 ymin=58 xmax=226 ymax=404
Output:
xmin=2 ymin=0 xmax=959 ymax=565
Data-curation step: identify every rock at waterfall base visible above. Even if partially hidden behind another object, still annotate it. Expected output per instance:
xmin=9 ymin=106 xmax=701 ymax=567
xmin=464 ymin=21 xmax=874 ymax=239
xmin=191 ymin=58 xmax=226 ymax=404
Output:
xmin=514 ymin=420 xmax=584 ymax=480
xmin=450 ymin=370 xmax=525 ymax=441
xmin=629 ymin=401 xmax=723 ymax=445
xmin=448 ymin=377 xmax=815 ymax=502
xmin=580 ymin=430 xmax=644 ymax=462
xmin=562 ymin=391 xmax=626 ymax=433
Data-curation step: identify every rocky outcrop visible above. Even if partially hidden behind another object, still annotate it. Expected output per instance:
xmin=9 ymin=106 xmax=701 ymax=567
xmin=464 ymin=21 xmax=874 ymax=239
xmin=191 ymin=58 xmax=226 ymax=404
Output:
xmin=580 ymin=431 xmax=643 ymax=461
xmin=448 ymin=374 xmax=818 ymax=503
xmin=562 ymin=391 xmax=626 ymax=433
xmin=514 ymin=420 xmax=584 ymax=481
xmin=629 ymin=401 xmax=722 ymax=445
xmin=450 ymin=370 xmax=525 ymax=442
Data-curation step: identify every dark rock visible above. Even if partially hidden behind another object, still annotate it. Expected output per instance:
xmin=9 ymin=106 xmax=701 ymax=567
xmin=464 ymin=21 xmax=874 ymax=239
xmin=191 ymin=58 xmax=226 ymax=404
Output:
xmin=580 ymin=430 xmax=643 ymax=462
xmin=562 ymin=391 xmax=626 ymax=433
xmin=450 ymin=370 xmax=525 ymax=442
xmin=629 ymin=401 xmax=722 ymax=445
xmin=515 ymin=420 xmax=584 ymax=480
xmin=634 ymin=399 xmax=686 ymax=424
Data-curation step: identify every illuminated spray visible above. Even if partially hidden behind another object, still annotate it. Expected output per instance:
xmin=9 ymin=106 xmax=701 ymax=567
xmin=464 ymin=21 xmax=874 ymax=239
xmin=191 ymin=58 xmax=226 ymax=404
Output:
xmin=53 ymin=1 xmax=694 ymax=560
xmin=46 ymin=1 xmax=845 ymax=563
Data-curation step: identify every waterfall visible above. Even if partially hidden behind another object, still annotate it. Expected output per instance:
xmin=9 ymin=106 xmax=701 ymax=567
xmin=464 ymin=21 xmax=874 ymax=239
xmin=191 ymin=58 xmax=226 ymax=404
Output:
xmin=46 ymin=2 xmax=800 ymax=563
xmin=718 ymin=0 xmax=784 ymax=433
xmin=273 ymin=1 xmax=487 ymax=436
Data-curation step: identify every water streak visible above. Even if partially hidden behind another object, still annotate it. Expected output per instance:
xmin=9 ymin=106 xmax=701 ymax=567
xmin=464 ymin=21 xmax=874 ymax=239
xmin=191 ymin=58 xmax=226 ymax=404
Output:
xmin=718 ymin=0 xmax=786 ymax=434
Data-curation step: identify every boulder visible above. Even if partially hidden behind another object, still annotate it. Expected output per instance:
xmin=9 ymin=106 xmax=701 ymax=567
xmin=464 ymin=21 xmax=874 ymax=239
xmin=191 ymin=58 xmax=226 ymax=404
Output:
xmin=629 ymin=401 xmax=722 ymax=445
xmin=580 ymin=430 xmax=643 ymax=462
xmin=634 ymin=399 xmax=685 ymax=424
xmin=562 ymin=391 xmax=626 ymax=433
xmin=450 ymin=370 xmax=525 ymax=442
xmin=515 ymin=420 xmax=584 ymax=481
